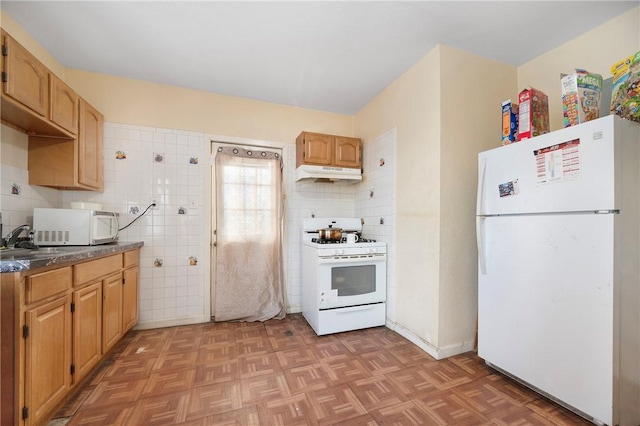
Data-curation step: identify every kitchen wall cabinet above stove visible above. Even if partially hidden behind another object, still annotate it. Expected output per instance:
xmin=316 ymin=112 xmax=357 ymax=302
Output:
xmin=296 ymin=131 xmax=362 ymax=169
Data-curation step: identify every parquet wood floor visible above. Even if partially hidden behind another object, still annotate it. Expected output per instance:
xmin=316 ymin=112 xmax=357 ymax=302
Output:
xmin=51 ymin=314 xmax=593 ymax=425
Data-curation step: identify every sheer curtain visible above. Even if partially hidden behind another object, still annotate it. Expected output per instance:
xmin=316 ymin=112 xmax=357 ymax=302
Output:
xmin=213 ymin=146 xmax=285 ymax=322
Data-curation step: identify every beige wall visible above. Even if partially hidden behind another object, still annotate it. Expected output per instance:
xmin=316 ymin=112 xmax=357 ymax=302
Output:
xmin=356 ymin=47 xmax=442 ymax=344
xmin=438 ymin=46 xmax=516 ymax=349
xmin=65 ymin=70 xmax=355 ymax=144
xmin=518 ymin=6 xmax=640 ymax=131
xmin=355 ymin=45 xmax=517 ymax=355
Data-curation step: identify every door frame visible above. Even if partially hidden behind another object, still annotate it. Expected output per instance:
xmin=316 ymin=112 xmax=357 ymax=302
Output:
xmin=206 ymin=134 xmax=287 ymax=320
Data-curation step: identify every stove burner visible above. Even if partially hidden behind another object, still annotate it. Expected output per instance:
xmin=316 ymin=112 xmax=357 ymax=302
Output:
xmin=311 ymin=238 xmax=341 ymax=244
xmin=311 ymin=237 xmax=377 ymax=244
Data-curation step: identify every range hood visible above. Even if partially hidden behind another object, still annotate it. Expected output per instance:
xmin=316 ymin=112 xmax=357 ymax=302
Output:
xmin=295 ymin=164 xmax=362 ymax=183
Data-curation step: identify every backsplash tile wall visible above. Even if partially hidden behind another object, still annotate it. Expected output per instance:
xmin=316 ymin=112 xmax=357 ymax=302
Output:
xmin=1 ymin=122 xmax=395 ymax=329
xmin=63 ymin=123 xmax=207 ymax=327
xmin=0 ymin=164 xmax=61 ymax=233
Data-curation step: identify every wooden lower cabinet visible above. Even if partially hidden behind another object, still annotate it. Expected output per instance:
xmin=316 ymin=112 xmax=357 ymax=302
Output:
xmin=122 ymin=266 xmax=139 ymax=333
xmin=122 ymin=249 xmax=140 ymax=334
xmin=72 ymin=282 xmax=102 ymax=384
xmin=24 ymin=295 xmax=72 ymax=426
xmin=102 ymin=273 xmax=123 ymax=353
xmin=1 ymin=247 xmax=141 ymax=426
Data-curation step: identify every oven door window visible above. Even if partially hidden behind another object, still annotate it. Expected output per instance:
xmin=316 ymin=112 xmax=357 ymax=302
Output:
xmin=331 ymin=265 xmax=375 ymax=296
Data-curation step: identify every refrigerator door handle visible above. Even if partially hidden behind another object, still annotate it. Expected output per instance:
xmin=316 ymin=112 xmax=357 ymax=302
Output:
xmin=476 ymin=216 xmax=487 ymax=274
xmin=477 ymin=158 xmax=486 ymax=215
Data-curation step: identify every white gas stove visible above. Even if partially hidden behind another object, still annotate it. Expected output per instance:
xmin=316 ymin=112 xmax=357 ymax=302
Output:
xmin=301 ymin=218 xmax=387 ymax=335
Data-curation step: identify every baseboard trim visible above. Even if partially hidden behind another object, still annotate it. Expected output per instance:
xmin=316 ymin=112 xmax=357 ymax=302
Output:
xmin=385 ymin=319 xmax=475 ymax=360
xmin=134 ymin=315 xmax=210 ymax=330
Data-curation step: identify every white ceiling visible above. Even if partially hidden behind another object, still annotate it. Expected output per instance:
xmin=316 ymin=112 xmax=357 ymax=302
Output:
xmin=1 ymin=1 xmax=636 ymax=115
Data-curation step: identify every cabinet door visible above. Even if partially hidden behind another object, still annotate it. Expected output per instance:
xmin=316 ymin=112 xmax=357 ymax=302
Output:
xmin=334 ymin=137 xmax=361 ymax=168
xmin=24 ymin=295 xmax=71 ymax=426
xmin=122 ymin=266 xmax=139 ymax=333
xmin=102 ymin=273 xmax=123 ymax=353
xmin=2 ymin=33 xmax=48 ymax=116
xmin=49 ymin=74 xmax=78 ymax=134
xmin=78 ymin=99 xmax=104 ymax=190
xmin=73 ymin=282 xmax=102 ymax=384
xmin=300 ymin=132 xmax=334 ymax=166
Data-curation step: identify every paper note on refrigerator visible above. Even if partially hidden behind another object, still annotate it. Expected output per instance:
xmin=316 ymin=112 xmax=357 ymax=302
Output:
xmin=498 ymin=179 xmax=520 ymax=197
xmin=534 ymin=139 xmax=581 ymax=186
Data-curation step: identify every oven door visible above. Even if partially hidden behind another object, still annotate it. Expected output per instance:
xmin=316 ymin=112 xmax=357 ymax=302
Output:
xmin=317 ymin=253 xmax=386 ymax=309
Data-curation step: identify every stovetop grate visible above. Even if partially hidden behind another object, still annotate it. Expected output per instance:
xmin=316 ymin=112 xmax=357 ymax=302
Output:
xmin=311 ymin=237 xmax=378 ymax=244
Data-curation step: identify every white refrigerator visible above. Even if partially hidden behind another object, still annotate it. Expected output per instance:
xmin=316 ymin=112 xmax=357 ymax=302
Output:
xmin=476 ymin=115 xmax=640 ymax=426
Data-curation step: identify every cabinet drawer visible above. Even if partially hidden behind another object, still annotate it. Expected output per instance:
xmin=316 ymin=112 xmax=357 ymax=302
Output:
xmin=74 ymin=254 xmax=122 ymax=286
xmin=26 ymin=266 xmax=72 ymax=304
xmin=123 ymin=249 xmax=140 ymax=268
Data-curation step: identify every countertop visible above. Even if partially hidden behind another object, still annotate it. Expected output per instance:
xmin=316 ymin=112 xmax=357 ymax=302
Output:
xmin=0 ymin=241 xmax=144 ymax=273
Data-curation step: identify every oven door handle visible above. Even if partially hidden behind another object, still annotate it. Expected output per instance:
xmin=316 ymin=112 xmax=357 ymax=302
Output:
xmin=318 ymin=254 xmax=386 ymax=264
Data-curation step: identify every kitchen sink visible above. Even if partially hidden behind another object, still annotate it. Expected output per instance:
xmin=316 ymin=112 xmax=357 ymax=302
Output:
xmin=0 ymin=246 xmax=82 ymax=259
xmin=0 ymin=248 xmax=34 ymax=257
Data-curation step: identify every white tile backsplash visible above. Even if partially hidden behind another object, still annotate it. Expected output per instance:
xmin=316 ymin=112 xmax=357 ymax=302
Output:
xmin=63 ymin=123 xmax=207 ymax=326
xmin=0 ymin=163 xmax=62 ymax=232
xmin=1 ymin=122 xmax=396 ymax=329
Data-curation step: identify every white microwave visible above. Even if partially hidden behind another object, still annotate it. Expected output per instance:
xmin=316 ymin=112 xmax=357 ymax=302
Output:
xmin=33 ymin=208 xmax=119 ymax=246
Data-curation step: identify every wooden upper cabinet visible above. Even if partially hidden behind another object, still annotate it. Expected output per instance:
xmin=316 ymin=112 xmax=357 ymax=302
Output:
xmin=1 ymin=31 xmax=48 ymax=117
xmin=334 ymin=137 xmax=361 ymax=168
xmin=296 ymin=131 xmax=361 ymax=169
xmin=78 ymin=99 xmax=104 ymax=190
xmin=29 ymin=97 xmax=104 ymax=191
xmin=297 ymin=132 xmax=334 ymax=166
xmin=49 ymin=74 xmax=79 ymax=134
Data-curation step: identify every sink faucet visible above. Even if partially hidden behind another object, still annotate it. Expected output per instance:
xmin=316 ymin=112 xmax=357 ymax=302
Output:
xmin=3 ymin=224 xmax=31 ymax=249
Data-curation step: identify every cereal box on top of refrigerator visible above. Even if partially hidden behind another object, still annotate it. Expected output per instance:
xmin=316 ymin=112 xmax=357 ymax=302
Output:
xmin=560 ymin=69 xmax=603 ymax=127
xmin=501 ymin=99 xmax=518 ymax=145
xmin=611 ymin=51 xmax=640 ymax=122
xmin=518 ymin=87 xmax=549 ymax=141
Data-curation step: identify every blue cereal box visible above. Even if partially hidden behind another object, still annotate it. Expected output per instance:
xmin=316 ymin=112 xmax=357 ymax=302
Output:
xmin=501 ymin=99 xmax=518 ymax=145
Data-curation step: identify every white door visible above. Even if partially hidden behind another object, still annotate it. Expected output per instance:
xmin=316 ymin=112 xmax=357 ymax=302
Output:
xmin=478 ymin=213 xmax=615 ymax=425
